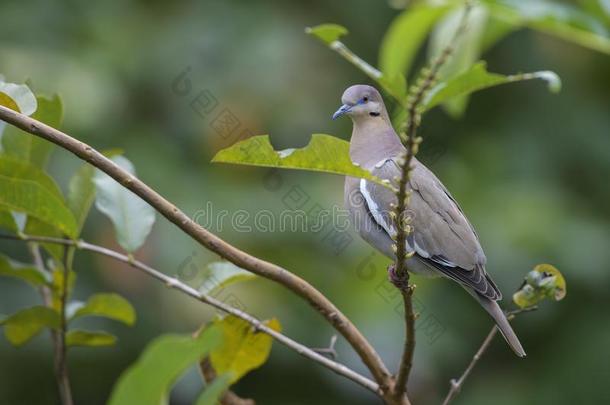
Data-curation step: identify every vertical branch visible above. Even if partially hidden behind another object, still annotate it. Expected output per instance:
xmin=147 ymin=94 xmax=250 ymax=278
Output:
xmin=28 ymin=243 xmax=73 ymax=405
xmin=55 ymin=246 xmax=74 ymax=405
xmin=392 ymin=2 xmax=472 ymax=400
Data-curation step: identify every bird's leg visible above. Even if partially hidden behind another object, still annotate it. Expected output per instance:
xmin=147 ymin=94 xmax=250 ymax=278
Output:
xmin=387 ymin=263 xmax=410 ymax=292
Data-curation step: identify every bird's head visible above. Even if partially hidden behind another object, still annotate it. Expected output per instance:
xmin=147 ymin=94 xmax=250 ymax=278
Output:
xmin=332 ymin=85 xmax=387 ymax=122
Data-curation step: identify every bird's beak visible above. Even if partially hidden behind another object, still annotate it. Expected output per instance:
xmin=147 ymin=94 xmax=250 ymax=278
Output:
xmin=332 ymin=104 xmax=352 ymax=120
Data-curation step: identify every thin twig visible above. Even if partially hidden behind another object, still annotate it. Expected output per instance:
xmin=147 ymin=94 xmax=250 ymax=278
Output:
xmin=0 ymin=233 xmax=382 ymax=395
xmin=392 ymin=3 xmax=473 ymax=401
xmin=53 ymin=246 xmax=74 ymax=405
xmin=441 ymin=306 xmax=538 ymax=405
xmin=0 ymin=104 xmax=390 ymax=389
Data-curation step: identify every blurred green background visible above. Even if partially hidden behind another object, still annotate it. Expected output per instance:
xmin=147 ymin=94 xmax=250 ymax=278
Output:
xmin=1 ymin=0 xmax=609 ymax=404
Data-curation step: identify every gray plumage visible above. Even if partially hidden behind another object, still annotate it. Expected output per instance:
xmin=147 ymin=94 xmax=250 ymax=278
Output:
xmin=337 ymin=84 xmax=525 ymax=357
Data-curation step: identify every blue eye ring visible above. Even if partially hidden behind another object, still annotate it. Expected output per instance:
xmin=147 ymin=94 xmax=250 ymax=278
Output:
xmin=359 ymin=96 xmax=369 ymax=104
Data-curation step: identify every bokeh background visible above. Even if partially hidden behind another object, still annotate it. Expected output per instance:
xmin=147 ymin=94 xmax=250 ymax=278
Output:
xmin=1 ymin=0 xmax=609 ymax=404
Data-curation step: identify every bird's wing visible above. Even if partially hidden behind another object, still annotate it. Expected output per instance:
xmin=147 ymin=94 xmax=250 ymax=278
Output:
xmin=361 ymin=157 xmax=501 ymax=300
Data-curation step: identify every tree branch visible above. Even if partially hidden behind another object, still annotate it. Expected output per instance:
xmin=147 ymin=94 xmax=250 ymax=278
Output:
xmin=28 ymin=243 xmax=73 ymax=405
xmin=391 ymin=3 xmax=473 ymax=401
xmin=0 ymin=104 xmax=391 ymax=389
xmin=441 ymin=307 xmax=537 ymax=405
xmin=199 ymin=358 xmax=256 ymax=405
xmin=0 ymin=233 xmax=382 ymax=395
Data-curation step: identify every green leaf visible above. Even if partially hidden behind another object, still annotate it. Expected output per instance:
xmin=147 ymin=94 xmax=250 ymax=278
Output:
xmin=66 ymin=330 xmax=117 ymax=347
xmin=68 ymin=164 xmax=96 ymax=235
xmin=428 ymin=5 xmax=490 ymax=117
xmin=0 ymin=155 xmax=64 ymax=199
xmin=24 ymin=217 xmax=64 ymax=261
xmin=200 ymin=262 xmax=257 ymax=295
xmin=70 ymin=293 xmax=136 ymax=326
xmin=0 ymin=254 xmax=49 ymax=287
xmin=0 ymin=306 xmax=59 ymax=347
xmin=423 ymin=62 xmax=561 ymax=112
xmin=195 ymin=374 xmax=232 ymax=405
xmin=0 ymin=174 xmax=77 ymax=238
xmin=485 ymin=0 xmax=610 ymax=54
xmin=513 ymin=264 xmax=566 ymax=309
xmin=0 ymin=80 xmax=37 ymax=115
xmin=379 ymin=4 xmax=451 ymax=84
xmin=1 ymin=94 xmax=63 ymax=168
xmin=210 ymin=315 xmax=281 ymax=384
xmin=108 ymin=327 xmax=222 ymax=405
xmin=212 ymin=134 xmax=390 ymax=188
xmin=93 ymin=155 xmax=156 ymax=253
xmin=305 ymin=24 xmax=348 ymax=45
xmin=0 ymin=211 xmax=18 ymax=233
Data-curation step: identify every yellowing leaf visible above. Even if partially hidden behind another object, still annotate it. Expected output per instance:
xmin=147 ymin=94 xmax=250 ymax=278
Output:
xmin=513 ymin=263 xmax=566 ymax=309
xmin=212 ymin=134 xmax=390 ymax=188
xmin=210 ymin=315 xmax=281 ymax=384
xmin=0 ymin=80 xmax=37 ymax=115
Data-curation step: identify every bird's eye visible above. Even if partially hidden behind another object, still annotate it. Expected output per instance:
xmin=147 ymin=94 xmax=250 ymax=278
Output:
xmin=362 ymin=97 xmax=369 ymax=103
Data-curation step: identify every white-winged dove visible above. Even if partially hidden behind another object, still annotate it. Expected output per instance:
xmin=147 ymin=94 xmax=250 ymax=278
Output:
xmin=335 ymin=84 xmax=526 ymax=357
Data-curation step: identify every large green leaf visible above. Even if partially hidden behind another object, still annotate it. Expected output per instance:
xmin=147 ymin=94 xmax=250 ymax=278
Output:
xmin=380 ymin=4 xmax=451 ymax=84
xmin=66 ymin=330 xmax=117 ymax=347
xmin=199 ymin=262 xmax=257 ymax=295
xmin=210 ymin=315 xmax=281 ymax=384
xmin=1 ymin=94 xmax=63 ymax=168
xmin=0 ymin=306 xmax=59 ymax=347
xmin=212 ymin=134 xmax=390 ymax=188
xmin=0 ymin=254 xmax=49 ymax=287
xmin=69 ymin=293 xmax=136 ymax=326
xmin=108 ymin=327 xmax=222 ymax=405
xmin=485 ymin=0 xmax=610 ymax=54
xmin=68 ymin=164 xmax=96 ymax=235
xmin=422 ymin=61 xmax=561 ymax=112
xmin=93 ymin=155 xmax=156 ymax=253
xmin=0 ymin=174 xmax=77 ymax=238
xmin=195 ymin=374 xmax=232 ymax=405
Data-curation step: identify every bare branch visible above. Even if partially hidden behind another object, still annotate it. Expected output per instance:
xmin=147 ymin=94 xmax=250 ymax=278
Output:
xmin=0 ymin=233 xmax=382 ymax=395
xmin=441 ymin=306 xmax=537 ymax=405
xmin=391 ymin=3 xmax=473 ymax=401
xmin=0 ymin=104 xmax=391 ymax=388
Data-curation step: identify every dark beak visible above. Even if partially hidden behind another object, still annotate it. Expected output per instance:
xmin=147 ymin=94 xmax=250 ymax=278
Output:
xmin=332 ymin=104 xmax=352 ymax=120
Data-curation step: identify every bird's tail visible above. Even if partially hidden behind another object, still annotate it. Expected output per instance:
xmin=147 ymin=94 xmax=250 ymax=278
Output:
xmin=475 ymin=294 xmax=526 ymax=358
